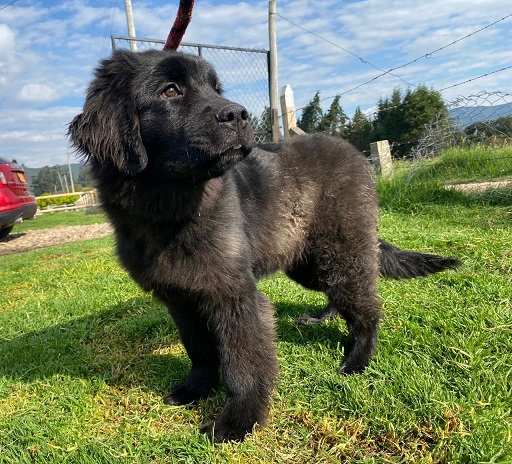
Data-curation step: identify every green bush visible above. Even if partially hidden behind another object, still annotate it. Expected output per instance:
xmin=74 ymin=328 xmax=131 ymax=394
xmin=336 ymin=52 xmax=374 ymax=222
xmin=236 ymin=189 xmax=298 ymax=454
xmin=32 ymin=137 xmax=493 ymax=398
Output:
xmin=36 ymin=194 xmax=80 ymax=209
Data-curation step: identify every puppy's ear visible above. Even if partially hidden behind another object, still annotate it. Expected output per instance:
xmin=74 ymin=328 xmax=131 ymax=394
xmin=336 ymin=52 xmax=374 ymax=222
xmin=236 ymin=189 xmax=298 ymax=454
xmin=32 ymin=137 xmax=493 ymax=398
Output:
xmin=68 ymin=51 xmax=148 ymax=176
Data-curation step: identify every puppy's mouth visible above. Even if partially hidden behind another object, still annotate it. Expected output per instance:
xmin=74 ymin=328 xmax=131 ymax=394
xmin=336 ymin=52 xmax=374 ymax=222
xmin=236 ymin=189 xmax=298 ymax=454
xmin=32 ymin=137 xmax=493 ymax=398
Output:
xmin=171 ymin=143 xmax=251 ymax=178
xmin=203 ymin=144 xmax=252 ymax=177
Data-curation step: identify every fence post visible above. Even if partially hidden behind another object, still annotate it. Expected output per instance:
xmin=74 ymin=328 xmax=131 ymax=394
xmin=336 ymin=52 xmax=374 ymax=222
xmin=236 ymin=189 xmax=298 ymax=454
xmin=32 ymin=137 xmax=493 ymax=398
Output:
xmin=370 ymin=140 xmax=393 ymax=178
xmin=268 ymin=0 xmax=281 ymax=142
xmin=280 ymin=84 xmax=305 ymax=138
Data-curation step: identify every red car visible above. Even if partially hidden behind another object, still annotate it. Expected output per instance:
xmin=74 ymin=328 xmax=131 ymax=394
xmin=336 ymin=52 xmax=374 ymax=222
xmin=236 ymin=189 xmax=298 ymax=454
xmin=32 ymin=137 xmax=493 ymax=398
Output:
xmin=0 ymin=156 xmax=37 ymax=239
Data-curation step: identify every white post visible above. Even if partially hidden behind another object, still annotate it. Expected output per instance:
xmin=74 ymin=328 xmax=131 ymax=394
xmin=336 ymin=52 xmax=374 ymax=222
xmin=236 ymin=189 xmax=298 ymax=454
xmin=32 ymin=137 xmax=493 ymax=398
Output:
xmin=67 ymin=152 xmax=75 ymax=193
xmin=63 ymin=174 xmax=69 ymax=194
xmin=280 ymin=84 xmax=305 ymax=138
xmin=124 ymin=0 xmax=138 ymax=52
xmin=370 ymin=140 xmax=393 ymax=178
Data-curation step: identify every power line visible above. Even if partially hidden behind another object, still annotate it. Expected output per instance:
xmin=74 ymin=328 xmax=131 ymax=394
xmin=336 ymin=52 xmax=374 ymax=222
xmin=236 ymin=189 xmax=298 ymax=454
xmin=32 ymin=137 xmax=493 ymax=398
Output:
xmin=0 ymin=0 xmax=20 ymax=12
xmin=289 ymin=12 xmax=512 ymax=113
xmin=276 ymin=13 xmax=415 ymax=88
xmin=439 ymin=65 xmax=512 ymax=92
xmin=385 ymin=12 xmax=512 ymax=75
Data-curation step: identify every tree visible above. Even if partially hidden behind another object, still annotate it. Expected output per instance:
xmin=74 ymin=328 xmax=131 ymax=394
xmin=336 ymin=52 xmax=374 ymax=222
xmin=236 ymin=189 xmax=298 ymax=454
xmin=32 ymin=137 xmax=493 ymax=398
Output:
xmin=372 ymin=87 xmax=406 ymax=146
xmin=317 ymin=95 xmax=348 ymax=137
xmin=347 ymin=107 xmax=373 ymax=153
xmin=77 ymin=163 xmax=95 ymax=189
xmin=297 ymin=91 xmax=323 ymax=133
xmin=247 ymin=111 xmax=260 ymax=132
xmin=464 ymin=116 xmax=512 ymax=145
xmin=31 ymin=166 xmax=63 ymax=196
xmin=494 ymin=116 xmax=512 ymax=136
xmin=403 ymin=85 xmax=447 ymax=142
xmin=257 ymin=106 xmax=272 ymax=142
xmin=371 ymin=85 xmax=448 ymax=157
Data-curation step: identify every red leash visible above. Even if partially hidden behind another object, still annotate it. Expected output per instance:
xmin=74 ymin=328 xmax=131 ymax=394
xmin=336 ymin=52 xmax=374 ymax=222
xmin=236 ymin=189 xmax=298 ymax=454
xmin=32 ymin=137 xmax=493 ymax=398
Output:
xmin=163 ymin=0 xmax=195 ymax=51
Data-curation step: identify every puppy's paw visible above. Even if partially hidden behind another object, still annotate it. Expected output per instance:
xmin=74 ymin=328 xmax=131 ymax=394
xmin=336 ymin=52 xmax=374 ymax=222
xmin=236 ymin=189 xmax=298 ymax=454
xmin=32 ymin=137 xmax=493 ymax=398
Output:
xmin=297 ymin=314 xmax=325 ymax=325
xmin=338 ymin=362 xmax=365 ymax=376
xmin=297 ymin=305 xmax=338 ymax=325
xmin=200 ymin=421 xmax=251 ymax=443
xmin=164 ymin=383 xmax=206 ymax=406
xmin=339 ymin=353 xmax=370 ymax=376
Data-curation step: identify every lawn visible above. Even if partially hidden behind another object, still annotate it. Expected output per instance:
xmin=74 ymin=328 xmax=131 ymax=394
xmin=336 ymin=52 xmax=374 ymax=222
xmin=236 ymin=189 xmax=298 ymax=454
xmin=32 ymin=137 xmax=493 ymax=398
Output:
xmin=13 ymin=209 xmax=106 ymax=233
xmin=0 ymin=190 xmax=511 ymax=462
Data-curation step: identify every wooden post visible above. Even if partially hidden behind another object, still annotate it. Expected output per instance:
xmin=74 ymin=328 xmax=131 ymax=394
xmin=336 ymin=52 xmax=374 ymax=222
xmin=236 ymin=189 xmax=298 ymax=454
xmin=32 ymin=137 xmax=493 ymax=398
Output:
xmin=370 ymin=140 xmax=393 ymax=178
xmin=280 ymin=84 xmax=305 ymax=138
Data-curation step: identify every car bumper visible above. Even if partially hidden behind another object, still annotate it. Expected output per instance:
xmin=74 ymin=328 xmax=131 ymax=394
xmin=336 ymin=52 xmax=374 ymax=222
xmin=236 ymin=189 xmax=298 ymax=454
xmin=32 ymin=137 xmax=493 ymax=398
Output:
xmin=0 ymin=203 xmax=37 ymax=229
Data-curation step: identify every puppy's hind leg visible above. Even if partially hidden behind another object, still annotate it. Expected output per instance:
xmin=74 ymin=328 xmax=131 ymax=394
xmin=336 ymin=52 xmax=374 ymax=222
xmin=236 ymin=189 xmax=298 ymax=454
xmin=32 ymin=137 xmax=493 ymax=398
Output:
xmin=327 ymin=280 xmax=381 ymax=375
xmin=319 ymin=239 xmax=381 ymax=375
xmin=288 ymin=249 xmax=381 ymax=373
xmin=286 ymin=258 xmax=339 ymax=325
xmin=297 ymin=303 xmax=338 ymax=325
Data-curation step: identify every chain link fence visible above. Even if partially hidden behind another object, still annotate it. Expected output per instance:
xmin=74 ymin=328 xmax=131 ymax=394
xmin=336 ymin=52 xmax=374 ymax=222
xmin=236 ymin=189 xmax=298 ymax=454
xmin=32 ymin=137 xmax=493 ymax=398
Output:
xmin=111 ymin=36 xmax=272 ymax=142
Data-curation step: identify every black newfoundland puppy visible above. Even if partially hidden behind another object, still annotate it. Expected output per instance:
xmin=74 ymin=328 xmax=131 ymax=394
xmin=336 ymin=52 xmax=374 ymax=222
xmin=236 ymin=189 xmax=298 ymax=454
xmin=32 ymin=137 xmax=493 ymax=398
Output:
xmin=69 ymin=50 xmax=460 ymax=442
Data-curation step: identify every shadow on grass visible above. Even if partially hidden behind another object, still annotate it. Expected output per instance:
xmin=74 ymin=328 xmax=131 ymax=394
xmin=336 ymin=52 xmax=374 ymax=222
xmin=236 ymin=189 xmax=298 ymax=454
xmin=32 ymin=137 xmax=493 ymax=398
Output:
xmin=0 ymin=295 xmax=350 ymax=394
xmin=275 ymin=300 xmax=352 ymax=351
xmin=0 ymin=298 xmax=189 ymax=396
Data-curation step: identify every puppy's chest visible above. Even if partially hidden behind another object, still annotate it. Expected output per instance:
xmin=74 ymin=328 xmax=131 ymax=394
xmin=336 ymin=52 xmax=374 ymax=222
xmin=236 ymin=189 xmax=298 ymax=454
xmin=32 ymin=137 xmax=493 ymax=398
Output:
xmin=118 ymin=219 xmax=246 ymax=294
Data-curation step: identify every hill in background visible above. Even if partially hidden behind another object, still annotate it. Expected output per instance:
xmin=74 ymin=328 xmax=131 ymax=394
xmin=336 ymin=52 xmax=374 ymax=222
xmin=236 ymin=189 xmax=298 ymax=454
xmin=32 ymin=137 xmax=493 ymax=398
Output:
xmin=449 ymin=102 xmax=512 ymax=129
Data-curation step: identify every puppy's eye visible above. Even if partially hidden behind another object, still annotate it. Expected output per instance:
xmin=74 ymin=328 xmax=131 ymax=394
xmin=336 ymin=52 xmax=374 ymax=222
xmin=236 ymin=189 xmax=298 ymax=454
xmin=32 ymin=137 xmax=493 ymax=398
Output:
xmin=161 ymin=83 xmax=182 ymax=99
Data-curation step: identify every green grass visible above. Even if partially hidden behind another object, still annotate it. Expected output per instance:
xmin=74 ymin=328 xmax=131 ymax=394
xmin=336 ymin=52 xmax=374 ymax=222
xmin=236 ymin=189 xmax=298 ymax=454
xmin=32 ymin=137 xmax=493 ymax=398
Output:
xmin=14 ymin=209 xmax=106 ymax=233
xmin=378 ymin=145 xmax=512 ymax=213
xmin=392 ymin=145 xmax=512 ymax=186
xmin=1 ymin=182 xmax=511 ymax=462
xmin=416 ymin=145 xmax=512 ymax=184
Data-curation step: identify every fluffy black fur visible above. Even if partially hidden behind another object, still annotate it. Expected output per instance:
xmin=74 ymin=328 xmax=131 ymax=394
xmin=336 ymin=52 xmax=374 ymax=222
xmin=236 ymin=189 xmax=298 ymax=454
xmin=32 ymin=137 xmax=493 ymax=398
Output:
xmin=69 ymin=49 xmax=460 ymax=442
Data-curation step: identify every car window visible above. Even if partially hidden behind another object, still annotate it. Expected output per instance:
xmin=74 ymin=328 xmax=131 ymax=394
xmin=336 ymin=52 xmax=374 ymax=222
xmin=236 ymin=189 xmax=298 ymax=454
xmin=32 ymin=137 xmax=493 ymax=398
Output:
xmin=0 ymin=156 xmax=10 ymax=164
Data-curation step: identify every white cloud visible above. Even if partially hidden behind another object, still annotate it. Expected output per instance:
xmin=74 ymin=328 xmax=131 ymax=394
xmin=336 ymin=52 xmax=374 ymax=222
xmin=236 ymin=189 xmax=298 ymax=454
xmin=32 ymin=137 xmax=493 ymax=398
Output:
xmin=17 ymin=84 xmax=60 ymax=103
xmin=0 ymin=24 xmax=16 ymax=62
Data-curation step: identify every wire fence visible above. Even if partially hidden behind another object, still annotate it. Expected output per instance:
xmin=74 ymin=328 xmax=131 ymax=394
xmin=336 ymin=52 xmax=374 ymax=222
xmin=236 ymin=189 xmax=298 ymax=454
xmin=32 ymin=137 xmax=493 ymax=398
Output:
xmin=111 ymin=35 xmax=272 ymax=143
xmin=390 ymin=91 xmax=512 ymax=197
xmin=410 ymin=92 xmax=512 ymax=159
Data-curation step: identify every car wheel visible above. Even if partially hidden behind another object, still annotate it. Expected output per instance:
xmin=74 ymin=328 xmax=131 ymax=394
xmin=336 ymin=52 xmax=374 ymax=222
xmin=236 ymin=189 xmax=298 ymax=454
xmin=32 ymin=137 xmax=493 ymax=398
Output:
xmin=0 ymin=225 xmax=14 ymax=240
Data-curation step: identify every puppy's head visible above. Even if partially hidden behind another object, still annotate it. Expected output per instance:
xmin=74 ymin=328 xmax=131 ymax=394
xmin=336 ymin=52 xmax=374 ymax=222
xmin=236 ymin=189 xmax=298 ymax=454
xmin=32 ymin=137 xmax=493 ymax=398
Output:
xmin=69 ymin=50 xmax=254 ymax=179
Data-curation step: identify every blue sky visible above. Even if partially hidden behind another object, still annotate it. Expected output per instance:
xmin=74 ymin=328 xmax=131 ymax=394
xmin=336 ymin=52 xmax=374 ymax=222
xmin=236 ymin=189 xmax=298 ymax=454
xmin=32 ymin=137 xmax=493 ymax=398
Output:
xmin=1 ymin=0 xmax=511 ymax=167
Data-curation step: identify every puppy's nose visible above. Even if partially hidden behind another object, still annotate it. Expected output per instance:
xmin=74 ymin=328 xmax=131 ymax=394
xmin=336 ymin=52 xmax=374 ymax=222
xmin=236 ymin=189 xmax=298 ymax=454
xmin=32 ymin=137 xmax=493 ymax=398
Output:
xmin=216 ymin=103 xmax=249 ymax=129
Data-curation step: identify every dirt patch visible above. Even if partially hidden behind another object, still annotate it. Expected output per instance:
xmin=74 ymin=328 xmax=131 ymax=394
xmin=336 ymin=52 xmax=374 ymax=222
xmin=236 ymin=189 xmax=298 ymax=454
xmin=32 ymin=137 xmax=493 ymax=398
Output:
xmin=0 ymin=223 xmax=113 ymax=256
xmin=445 ymin=179 xmax=512 ymax=193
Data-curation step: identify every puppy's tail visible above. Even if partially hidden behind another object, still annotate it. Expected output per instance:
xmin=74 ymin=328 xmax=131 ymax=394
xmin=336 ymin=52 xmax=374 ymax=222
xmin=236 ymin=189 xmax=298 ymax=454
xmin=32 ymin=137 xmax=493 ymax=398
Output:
xmin=379 ymin=238 xmax=461 ymax=279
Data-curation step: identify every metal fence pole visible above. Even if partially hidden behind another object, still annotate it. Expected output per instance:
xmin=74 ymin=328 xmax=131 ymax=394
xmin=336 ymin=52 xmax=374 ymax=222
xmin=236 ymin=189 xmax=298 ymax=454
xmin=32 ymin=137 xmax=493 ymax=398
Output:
xmin=124 ymin=0 xmax=138 ymax=52
xmin=268 ymin=0 xmax=280 ymax=142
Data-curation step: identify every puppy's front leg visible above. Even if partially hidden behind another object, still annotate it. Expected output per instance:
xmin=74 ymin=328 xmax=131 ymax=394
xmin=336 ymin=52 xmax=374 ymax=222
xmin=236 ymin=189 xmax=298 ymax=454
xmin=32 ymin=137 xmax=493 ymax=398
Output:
xmin=154 ymin=290 xmax=221 ymax=405
xmin=201 ymin=288 xmax=278 ymax=442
